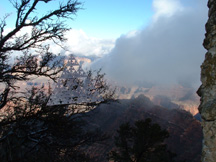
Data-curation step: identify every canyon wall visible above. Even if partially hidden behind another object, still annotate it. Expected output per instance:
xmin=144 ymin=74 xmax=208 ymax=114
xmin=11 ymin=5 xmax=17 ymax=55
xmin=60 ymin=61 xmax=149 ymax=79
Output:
xmin=198 ymin=0 xmax=216 ymax=161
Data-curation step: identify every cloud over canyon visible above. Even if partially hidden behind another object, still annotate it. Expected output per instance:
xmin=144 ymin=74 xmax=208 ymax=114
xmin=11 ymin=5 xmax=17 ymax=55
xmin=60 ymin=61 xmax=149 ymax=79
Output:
xmin=91 ymin=0 xmax=208 ymax=88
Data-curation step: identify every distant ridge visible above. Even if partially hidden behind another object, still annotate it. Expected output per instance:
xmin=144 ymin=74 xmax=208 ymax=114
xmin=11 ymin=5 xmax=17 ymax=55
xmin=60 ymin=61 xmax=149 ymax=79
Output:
xmin=83 ymin=94 xmax=202 ymax=162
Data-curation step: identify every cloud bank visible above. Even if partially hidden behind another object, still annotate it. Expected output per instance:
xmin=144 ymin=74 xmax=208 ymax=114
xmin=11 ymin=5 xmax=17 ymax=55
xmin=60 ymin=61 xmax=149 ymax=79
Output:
xmin=92 ymin=0 xmax=208 ymax=88
xmin=48 ymin=29 xmax=115 ymax=57
xmin=153 ymin=0 xmax=184 ymax=20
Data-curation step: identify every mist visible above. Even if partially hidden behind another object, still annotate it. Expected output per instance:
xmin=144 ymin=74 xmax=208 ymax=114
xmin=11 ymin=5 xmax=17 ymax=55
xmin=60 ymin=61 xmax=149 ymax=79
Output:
xmin=92 ymin=0 xmax=208 ymax=89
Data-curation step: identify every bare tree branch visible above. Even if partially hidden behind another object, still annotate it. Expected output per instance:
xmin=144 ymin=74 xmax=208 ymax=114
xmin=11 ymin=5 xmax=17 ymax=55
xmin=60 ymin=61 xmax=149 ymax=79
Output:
xmin=0 ymin=0 xmax=82 ymax=110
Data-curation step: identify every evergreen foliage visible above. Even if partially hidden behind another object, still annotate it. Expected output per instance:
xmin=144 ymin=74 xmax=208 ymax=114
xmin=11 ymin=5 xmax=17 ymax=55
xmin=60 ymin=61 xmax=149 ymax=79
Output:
xmin=109 ymin=119 xmax=176 ymax=162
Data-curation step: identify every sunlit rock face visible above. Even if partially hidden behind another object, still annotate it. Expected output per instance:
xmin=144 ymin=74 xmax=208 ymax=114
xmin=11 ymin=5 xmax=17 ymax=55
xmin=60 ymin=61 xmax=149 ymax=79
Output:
xmin=198 ymin=0 xmax=216 ymax=161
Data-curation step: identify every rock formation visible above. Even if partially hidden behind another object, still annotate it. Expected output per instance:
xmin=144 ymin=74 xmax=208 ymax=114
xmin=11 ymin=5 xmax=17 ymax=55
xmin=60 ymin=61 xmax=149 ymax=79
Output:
xmin=197 ymin=0 xmax=216 ymax=161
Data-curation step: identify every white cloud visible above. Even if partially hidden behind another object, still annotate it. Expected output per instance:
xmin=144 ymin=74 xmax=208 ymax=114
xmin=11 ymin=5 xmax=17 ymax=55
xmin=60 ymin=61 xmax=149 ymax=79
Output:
xmin=153 ymin=0 xmax=184 ymax=20
xmin=6 ymin=27 xmax=115 ymax=63
xmin=63 ymin=29 xmax=115 ymax=57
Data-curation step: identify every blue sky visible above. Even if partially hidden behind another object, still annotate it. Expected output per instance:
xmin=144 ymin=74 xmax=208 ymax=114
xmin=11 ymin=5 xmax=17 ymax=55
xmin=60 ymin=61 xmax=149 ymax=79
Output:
xmin=72 ymin=0 xmax=153 ymax=38
xmin=0 ymin=0 xmax=153 ymax=39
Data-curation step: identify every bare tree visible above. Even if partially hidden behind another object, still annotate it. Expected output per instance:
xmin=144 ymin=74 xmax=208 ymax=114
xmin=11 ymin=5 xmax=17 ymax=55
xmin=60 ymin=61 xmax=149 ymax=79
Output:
xmin=0 ymin=0 xmax=82 ymax=109
xmin=0 ymin=1 xmax=116 ymax=161
xmin=0 ymin=84 xmax=110 ymax=162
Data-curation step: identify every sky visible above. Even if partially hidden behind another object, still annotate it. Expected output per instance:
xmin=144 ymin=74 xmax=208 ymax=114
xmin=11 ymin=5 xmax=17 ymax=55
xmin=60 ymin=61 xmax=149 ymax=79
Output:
xmin=0 ymin=0 xmax=153 ymax=39
xmin=0 ymin=0 xmax=209 ymax=88
xmin=72 ymin=0 xmax=154 ymax=39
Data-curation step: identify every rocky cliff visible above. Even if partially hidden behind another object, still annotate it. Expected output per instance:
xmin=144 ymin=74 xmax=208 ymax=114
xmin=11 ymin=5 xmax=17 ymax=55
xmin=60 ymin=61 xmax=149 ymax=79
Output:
xmin=198 ymin=0 xmax=216 ymax=161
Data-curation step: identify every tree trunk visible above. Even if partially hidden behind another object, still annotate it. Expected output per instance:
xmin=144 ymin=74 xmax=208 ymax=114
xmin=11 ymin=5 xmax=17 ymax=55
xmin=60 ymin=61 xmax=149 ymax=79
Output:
xmin=198 ymin=0 xmax=216 ymax=161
